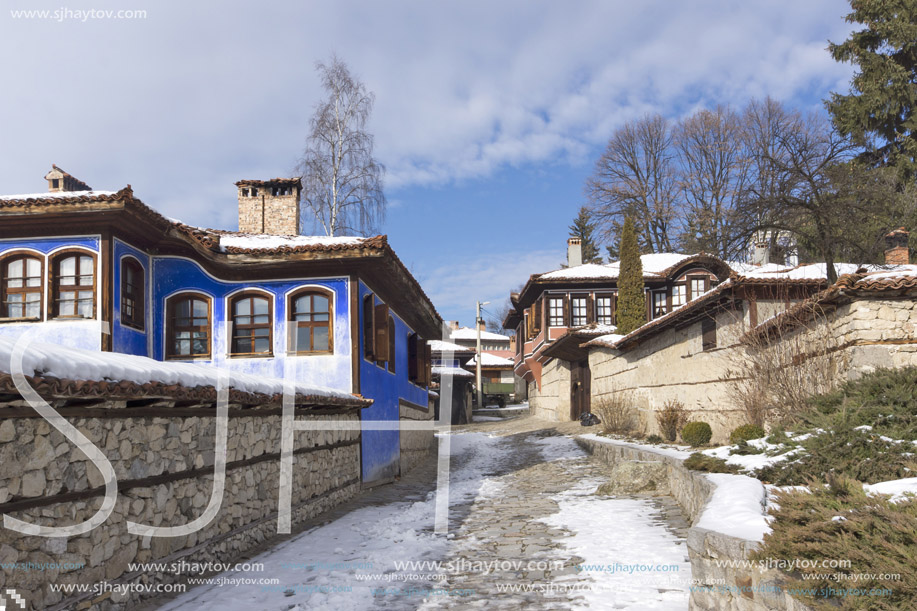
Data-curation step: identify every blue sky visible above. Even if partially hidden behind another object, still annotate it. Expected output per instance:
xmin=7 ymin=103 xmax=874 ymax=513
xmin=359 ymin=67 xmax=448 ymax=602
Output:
xmin=1 ymin=0 xmax=856 ymax=326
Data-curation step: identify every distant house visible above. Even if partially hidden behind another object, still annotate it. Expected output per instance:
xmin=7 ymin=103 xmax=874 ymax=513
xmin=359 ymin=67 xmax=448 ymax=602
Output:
xmin=429 ymin=339 xmax=475 ymax=424
xmin=465 ymin=351 xmax=515 ymax=406
xmin=448 ymin=322 xmax=514 ymax=358
xmin=0 ymin=167 xmax=440 ymax=484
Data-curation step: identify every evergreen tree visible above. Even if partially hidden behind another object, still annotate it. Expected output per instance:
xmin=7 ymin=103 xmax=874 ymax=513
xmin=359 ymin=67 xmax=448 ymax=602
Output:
xmin=827 ymin=1 xmax=917 ymax=180
xmin=615 ymin=217 xmax=645 ymax=335
xmin=568 ymin=207 xmax=604 ymax=264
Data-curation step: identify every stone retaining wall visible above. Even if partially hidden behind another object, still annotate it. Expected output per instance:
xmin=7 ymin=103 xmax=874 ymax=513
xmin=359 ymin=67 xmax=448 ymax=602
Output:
xmin=0 ymin=401 xmax=364 ymax=611
xmin=576 ymin=436 xmax=812 ymax=611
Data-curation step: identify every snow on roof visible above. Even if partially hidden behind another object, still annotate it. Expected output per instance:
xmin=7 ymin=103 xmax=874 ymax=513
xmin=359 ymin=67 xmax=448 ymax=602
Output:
xmin=742 ymin=262 xmax=917 ymax=281
xmin=467 ymin=353 xmax=514 ymax=367
xmin=0 ymin=190 xmax=116 ymax=201
xmin=431 ymin=366 xmax=475 ymax=379
xmin=537 ymin=253 xmax=699 ymax=282
xmin=0 ymin=337 xmax=354 ymax=400
xmin=584 ymin=333 xmax=625 ymax=348
xmin=218 ymin=234 xmax=368 ymax=252
xmin=449 ymin=327 xmax=510 ymax=342
xmin=428 ymin=340 xmax=475 ymax=353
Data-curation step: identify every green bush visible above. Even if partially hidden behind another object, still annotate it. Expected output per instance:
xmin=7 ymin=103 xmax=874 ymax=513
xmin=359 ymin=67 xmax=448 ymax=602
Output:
xmin=754 ymin=476 xmax=917 ymax=610
xmin=681 ymin=421 xmax=712 ymax=447
xmin=729 ymin=424 xmax=766 ymax=445
xmin=683 ymin=452 xmax=737 ymax=473
xmin=645 ymin=434 xmax=664 ymax=444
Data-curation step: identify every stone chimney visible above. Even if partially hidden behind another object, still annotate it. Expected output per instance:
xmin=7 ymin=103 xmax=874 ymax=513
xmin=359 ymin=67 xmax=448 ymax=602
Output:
xmin=567 ymin=237 xmax=583 ymax=267
xmin=752 ymin=241 xmax=770 ymax=266
xmin=478 ymin=320 xmax=487 ymax=332
xmin=236 ymin=178 xmax=301 ymax=235
xmin=885 ymin=228 xmax=910 ymax=265
xmin=450 ymin=320 xmax=460 ymax=331
xmin=44 ymin=165 xmax=91 ymax=193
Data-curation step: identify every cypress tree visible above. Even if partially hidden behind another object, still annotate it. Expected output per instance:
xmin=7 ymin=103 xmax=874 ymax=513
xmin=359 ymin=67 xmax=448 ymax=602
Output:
xmin=616 ymin=217 xmax=645 ymax=335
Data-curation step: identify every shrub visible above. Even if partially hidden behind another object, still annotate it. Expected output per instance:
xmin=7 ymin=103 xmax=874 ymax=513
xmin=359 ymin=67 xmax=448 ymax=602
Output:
xmin=655 ymin=399 xmax=688 ymax=442
xmin=645 ymin=434 xmax=664 ymax=444
xmin=754 ymin=477 xmax=917 ymax=610
xmin=681 ymin=421 xmax=712 ymax=447
xmin=593 ymin=392 xmax=636 ymax=434
xmin=729 ymin=424 xmax=766 ymax=445
xmin=683 ymin=452 xmax=737 ymax=473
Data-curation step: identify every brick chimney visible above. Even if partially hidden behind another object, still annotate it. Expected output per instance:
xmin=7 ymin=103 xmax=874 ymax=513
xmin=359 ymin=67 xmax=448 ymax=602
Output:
xmin=44 ymin=165 xmax=91 ymax=193
xmin=478 ymin=319 xmax=487 ymax=332
xmin=884 ymin=228 xmax=910 ymax=265
xmin=567 ymin=237 xmax=583 ymax=267
xmin=236 ymin=178 xmax=301 ymax=235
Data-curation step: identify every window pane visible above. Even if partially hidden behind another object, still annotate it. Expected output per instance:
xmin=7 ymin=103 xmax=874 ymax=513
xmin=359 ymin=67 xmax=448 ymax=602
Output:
xmin=253 ymin=314 xmax=270 ymax=325
xmin=234 ymin=298 xmax=251 ymax=316
xmin=313 ymin=326 xmax=329 ymax=352
xmin=294 ymin=295 xmax=311 ymax=314
xmin=254 ymin=337 xmax=271 ymax=353
xmin=78 ymin=292 xmax=93 ymax=318
xmin=59 ymin=257 xmax=76 ymax=278
xmin=252 ymin=297 xmax=268 ymax=316
xmin=193 ymin=299 xmax=208 ymax=318
xmin=313 ymin=295 xmax=329 ymax=313
xmin=296 ymin=326 xmax=312 ymax=352
xmin=234 ymin=337 xmax=253 ymax=354
xmin=192 ymin=331 xmax=208 ymax=355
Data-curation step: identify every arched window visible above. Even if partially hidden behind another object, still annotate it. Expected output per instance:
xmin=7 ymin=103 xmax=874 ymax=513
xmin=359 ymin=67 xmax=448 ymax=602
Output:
xmin=166 ymin=293 xmax=211 ymax=359
xmin=387 ymin=317 xmax=396 ymax=373
xmin=230 ymin=292 xmax=273 ymax=356
xmin=51 ymin=251 xmax=96 ymax=318
xmin=289 ymin=289 xmax=333 ymax=354
xmin=1 ymin=253 xmax=43 ymax=320
xmin=121 ymin=258 xmax=144 ymax=330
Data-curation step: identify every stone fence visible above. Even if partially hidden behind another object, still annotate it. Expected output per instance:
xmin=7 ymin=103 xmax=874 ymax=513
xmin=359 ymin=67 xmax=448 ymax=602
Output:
xmin=576 ymin=436 xmax=813 ymax=611
xmin=0 ymin=376 xmax=370 ymax=611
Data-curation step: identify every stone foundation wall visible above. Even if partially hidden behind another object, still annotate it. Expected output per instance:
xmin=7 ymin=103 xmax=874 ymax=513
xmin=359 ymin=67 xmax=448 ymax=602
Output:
xmin=526 ymin=359 xmax=570 ymax=422
xmin=588 ymin=293 xmax=917 ymax=444
xmin=576 ymin=437 xmax=812 ymax=611
xmin=0 ymin=403 xmax=363 ymax=611
xmin=399 ymin=400 xmax=435 ymax=475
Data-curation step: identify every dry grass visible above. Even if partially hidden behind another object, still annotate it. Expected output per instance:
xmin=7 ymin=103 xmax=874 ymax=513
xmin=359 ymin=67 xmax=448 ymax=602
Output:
xmin=594 ymin=391 xmax=637 ymax=434
xmin=655 ymin=399 xmax=689 ymax=442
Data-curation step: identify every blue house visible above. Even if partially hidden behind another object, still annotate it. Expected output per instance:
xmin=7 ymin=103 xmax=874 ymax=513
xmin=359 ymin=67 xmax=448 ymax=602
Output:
xmin=0 ymin=166 xmax=440 ymax=485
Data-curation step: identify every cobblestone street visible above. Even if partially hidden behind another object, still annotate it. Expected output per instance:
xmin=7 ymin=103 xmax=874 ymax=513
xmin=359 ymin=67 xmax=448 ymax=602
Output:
xmin=154 ymin=414 xmax=691 ymax=611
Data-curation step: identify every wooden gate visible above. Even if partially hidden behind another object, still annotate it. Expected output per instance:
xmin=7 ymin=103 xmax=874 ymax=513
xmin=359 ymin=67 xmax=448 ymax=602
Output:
xmin=570 ymin=359 xmax=591 ymax=420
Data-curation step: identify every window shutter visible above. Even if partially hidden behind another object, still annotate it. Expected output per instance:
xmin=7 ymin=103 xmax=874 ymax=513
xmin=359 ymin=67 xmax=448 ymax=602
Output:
xmin=423 ymin=342 xmax=432 ymax=387
xmin=611 ymin=293 xmax=617 ymax=325
xmin=586 ymin=294 xmax=595 ymax=324
xmin=533 ymin=299 xmax=542 ymax=333
xmin=408 ymin=333 xmax=419 ymax=382
xmin=363 ymin=296 xmax=375 ymax=359
xmin=374 ymin=303 xmax=390 ymax=363
xmin=645 ymin=291 xmax=652 ymax=322
xmin=562 ymin=295 xmax=571 ymax=327
xmin=527 ymin=307 xmax=534 ymax=338
xmin=702 ymin=316 xmax=717 ymax=351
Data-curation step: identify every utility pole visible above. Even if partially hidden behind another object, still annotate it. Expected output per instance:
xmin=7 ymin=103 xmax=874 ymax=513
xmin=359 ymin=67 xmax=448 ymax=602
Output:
xmin=475 ymin=300 xmax=489 ymax=407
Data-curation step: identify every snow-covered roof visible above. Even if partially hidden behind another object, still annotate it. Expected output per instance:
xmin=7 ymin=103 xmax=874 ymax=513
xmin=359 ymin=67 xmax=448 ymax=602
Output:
xmin=584 ymin=333 xmax=625 ymax=348
xmin=0 ymin=337 xmax=356 ymax=402
xmin=0 ymin=190 xmax=116 ymax=201
xmin=428 ymin=340 xmax=475 ymax=354
xmin=743 ymin=262 xmax=917 ymax=281
xmin=218 ymin=234 xmax=368 ymax=252
xmin=536 ymin=253 xmax=702 ymax=282
xmin=466 ymin=353 xmax=514 ymax=368
xmin=450 ymin=327 xmax=510 ymax=342
xmin=431 ymin=366 xmax=475 ymax=379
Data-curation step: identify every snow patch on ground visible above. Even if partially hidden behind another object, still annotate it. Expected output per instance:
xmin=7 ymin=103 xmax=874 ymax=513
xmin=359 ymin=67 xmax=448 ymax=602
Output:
xmin=539 ymin=477 xmax=691 ymax=610
xmin=531 ymin=434 xmax=588 ymax=462
xmin=578 ymin=434 xmax=692 ymax=460
xmin=864 ymin=477 xmax=917 ymax=503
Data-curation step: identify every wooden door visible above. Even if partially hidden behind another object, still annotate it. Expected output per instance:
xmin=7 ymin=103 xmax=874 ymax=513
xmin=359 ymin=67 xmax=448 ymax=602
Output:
xmin=570 ymin=359 xmax=591 ymax=420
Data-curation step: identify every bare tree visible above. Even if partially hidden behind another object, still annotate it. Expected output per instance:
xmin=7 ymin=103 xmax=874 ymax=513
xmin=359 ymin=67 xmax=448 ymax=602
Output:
xmin=298 ymin=56 xmax=385 ymax=236
xmin=587 ymin=114 xmax=679 ymax=253
xmin=675 ymin=106 xmax=750 ymax=259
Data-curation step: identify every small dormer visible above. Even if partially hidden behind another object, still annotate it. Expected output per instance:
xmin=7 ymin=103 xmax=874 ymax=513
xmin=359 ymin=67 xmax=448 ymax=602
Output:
xmin=44 ymin=165 xmax=92 ymax=193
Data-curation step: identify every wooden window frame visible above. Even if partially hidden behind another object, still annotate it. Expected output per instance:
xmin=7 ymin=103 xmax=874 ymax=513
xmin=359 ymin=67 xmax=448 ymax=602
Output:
xmin=570 ymin=294 xmax=589 ymax=327
xmin=595 ymin=293 xmax=615 ymax=326
xmin=166 ymin=292 xmax=212 ymax=360
xmin=120 ymin=257 xmax=145 ymax=331
xmin=671 ymin=282 xmax=688 ymax=309
xmin=408 ymin=332 xmax=419 ymax=382
xmin=548 ymin=296 xmax=565 ymax=327
xmin=687 ymin=275 xmax=710 ymax=301
xmin=387 ymin=316 xmax=396 ymax=373
xmin=373 ymin=303 xmax=390 ymax=364
xmin=701 ymin=316 xmax=717 ymax=351
xmin=229 ymin=291 xmax=274 ymax=357
xmin=50 ymin=249 xmax=97 ymax=319
xmin=0 ymin=251 xmax=44 ymax=321
xmin=288 ymin=288 xmax=333 ymax=355
xmin=363 ymin=294 xmax=375 ymax=360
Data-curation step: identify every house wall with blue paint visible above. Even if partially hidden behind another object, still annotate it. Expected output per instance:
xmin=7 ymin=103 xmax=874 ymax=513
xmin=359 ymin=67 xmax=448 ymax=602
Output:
xmin=150 ymin=256 xmax=352 ymax=392
xmin=0 ymin=236 xmax=102 ymax=350
xmin=358 ymin=280 xmax=429 ymax=484
xmin=112 ymin=239 xmax=152 ymax=357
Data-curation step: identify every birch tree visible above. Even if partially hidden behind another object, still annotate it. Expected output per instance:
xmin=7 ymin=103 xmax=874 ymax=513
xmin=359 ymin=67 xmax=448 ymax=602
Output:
xmin=299 ymin=56 xmax=386 ymax=236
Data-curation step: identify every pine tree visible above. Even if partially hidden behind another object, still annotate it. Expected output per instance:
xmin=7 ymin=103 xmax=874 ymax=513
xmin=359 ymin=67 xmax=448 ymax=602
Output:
xmin=827 ymin=1 xmax=917 ymax=180
xmin=567 ymin=207 xmax=604 ymax=264
xmin=615 ymin=217 xmax=645 ymax=335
